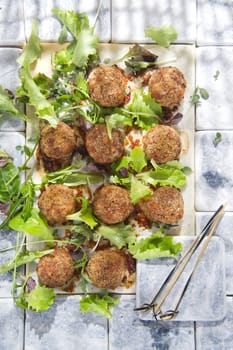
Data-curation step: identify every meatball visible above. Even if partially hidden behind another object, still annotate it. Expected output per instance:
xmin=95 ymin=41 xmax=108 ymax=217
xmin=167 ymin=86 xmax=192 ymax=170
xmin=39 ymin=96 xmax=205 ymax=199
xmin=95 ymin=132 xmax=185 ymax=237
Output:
xmin=85 ymin=124 xmax=124 ymax=164
xmin=86 ymin=249 xmax=127 ymax=289
xmin=88 ymin=65 xmax=128 ymax=107
xmin=148 ymin=66 xmax=186 ymax=109
xmin=39 ymin=121 xmax=76 ymax=170
xmin=93 ymin=184 xmax=133 ymax=225
xmin=37 ymin=247 xmax=74 ymax=288
xmin=143 ymin=124 xmax=181 ymax=163
xmin=139 ymin=186 xmax=184 ymax=224
xmin=38 ymin=184 xmax=77 ymax=225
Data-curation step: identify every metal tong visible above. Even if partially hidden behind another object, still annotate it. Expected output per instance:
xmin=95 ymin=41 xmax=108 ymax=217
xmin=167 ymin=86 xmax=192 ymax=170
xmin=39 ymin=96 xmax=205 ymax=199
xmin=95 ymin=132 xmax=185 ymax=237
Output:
xmin=135 ymin=204 xmax=225 ymax=321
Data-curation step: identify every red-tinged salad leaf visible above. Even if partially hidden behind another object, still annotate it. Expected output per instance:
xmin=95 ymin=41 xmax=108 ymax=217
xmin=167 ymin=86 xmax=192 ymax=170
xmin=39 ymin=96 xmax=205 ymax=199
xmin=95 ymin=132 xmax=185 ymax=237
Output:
xmin=128 ymin=228 xmax=182 ymax=259
xmin=116 ymin=44 xmax=158 ymax=74
xmin=145 ymin=25 xmax=178 ymax=48
xmin=66 ymin=197 xmax=98 ymax=229
xmin=80 ymin=293 xmax=119 ymax=318
xmin=95 ymin=223 xmax=136 ymax=249
xmin=0 ymin=249 xmax=54 ymax=273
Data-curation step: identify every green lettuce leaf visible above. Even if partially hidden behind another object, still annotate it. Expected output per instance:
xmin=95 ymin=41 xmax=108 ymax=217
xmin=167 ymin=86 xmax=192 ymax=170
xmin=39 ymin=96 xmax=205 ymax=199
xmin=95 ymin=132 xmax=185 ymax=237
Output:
xmin=80 ymin=294 xmax=119 ymax=318
xmin=130 ymin=147 xmax=147 ymax=173
xmin=0 ymin=160 xmax=20 ymax=203
xmin=0 ymin=249 xmax=54 ymax=273
xmin=17 ymin=20 xmax=58 ymax=127
xmin=128 ymin=229 xmax=182 ymax=259
xmin=42 ymin=165 xmax=104 ymax=187
xmin=66 ymin=197 xmax=98 ymax=229
xmin=130 ymin=176 xmax=152 ymax=204
xmin=17 ymin=285 xmax=55 ymax=312
xmin=145 ymin=25 xmax=178 ymax=48
xmin=52 ymin=8 xmax=98 ymax=68
xmin=136 ymin=164 xmax=187 ymax=189
xmin=0 ymin=85 xmax=26 ymax=120
xmin=125 ymin=90 xmax=161 ymax=130
xmin=9 ymin=208 xmax=54 ymax=241
xmin=96 ymin=223 xmax=136 ymax=249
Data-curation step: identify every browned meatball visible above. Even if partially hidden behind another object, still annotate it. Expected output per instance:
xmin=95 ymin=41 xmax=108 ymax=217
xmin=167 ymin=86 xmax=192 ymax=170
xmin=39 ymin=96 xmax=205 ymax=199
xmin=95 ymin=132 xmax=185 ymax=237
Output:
xmin=85 ymin=124 xmax=124 ymax=164
xmin=139 ymin=186 xmax=184 ymax=224
xmin=148 ymin=67 xmax=186 ymax=109
xmin=143 ymin=124 xmax=181 ymax=163
xmin=86 ymin=249 xmax=127 ymax=289
xmin=38 ymin=184 xmax=77 ymax=225
xmin=37 ymin=247 xmax=74 ymax=288
xmin=39 ymin=121 xmax=76 ymax=170
xmin=88 ymin=65 xmax=128 ymax=107
xmin=93 ymin=185 xmax=133 ymax=225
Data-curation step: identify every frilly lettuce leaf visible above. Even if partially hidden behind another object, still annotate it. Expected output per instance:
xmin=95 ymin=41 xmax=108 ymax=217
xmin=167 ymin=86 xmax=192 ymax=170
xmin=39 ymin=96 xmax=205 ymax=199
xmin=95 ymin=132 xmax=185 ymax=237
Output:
xmin=96 ymin=223 xmax=136 ymax=249
xmin=0 ymin=85 xmax=26 ymax=120
xmin=17 ymin=20 xmax=58 ymax=127
xmin=136 ymin=164 xmax=187 ymax=189
xmin=9 ymin=208 xmax=54 ymax=241
xmin=52 ymin=8 xmax=98 ymax=68
xmin=130 ymin=147 xmax=147 ymax=173
xmin=67 ymin=197 xmax=98 ymax=229
xmin=80 ymin=293 xmax=119 ymax=318
xmin=130 ymin=176 xmax=152 ymax=204
xmin=19 ymin=285 xmax=55 ymax=312
xmin=145 ymin=25 xmax=178 ymax=48
xmin=125 ymin=90 xmax=161 ymax=130
xmin=128 ymin=228 xmax=182 ymax=259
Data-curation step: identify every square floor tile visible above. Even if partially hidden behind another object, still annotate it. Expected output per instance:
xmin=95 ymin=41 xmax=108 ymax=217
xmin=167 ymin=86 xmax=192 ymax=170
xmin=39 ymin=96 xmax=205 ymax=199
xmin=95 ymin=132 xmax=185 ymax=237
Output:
xmin=196 ymin=47 xmax=233 ymax=130
xmin=0 ymin=48 xmax=25 ymax=131
xmin=196 ymin=297 xmax=233 ymax=350
xmin=109 ymin=295 xmax=195 ymax=350
xmin=197 ymin=0 xmax=233 ymax=44
xmin=196 ymin=212 xmax=233 ymax=295
xmin=0 ymin=298 xmax=24 ymax=350
xmin=112 ymin=0 xmax=196 ymax=43
xmin=0 ymin=0 xmax=25 ymax=45
xmin=24 ymin=0 xmax=111 ymax=42
xmin=24 ymin=295 xmax=108 ymax=350
xmin=195 ymin=131 xmax=233 ymax=211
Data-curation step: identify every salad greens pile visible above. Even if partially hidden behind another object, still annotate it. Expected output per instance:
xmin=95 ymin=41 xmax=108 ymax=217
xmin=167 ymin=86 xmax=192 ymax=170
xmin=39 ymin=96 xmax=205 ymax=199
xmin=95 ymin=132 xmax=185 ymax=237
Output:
xmin=0 ymin=8 xmax=188 ymax=318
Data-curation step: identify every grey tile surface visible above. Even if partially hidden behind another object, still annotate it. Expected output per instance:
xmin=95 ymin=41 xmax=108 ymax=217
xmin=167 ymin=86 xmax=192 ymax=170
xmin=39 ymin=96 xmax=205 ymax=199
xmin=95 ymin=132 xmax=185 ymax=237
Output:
xmin=112 ymin=0 xmax=196 ymax=43
xmin=24 ymin=0 xmax=111 ymax=42
xmin=0 ymin=0 xmax=25 ymax=45
xmin=109 ymin=295 xmax=195 ymax=350
xmin=196 ymin=212 xmax=233 ymax=294
xmin=0 ymin=298 xmax=24 ymax=350
xmin=24 ymin=295 xmax=108 ymax=350
xmin=0 ymin=48 xmax=25 ymax=131
xmin=197 ymin=0 xmax=233 ymax=44
xmin=195 ymin=131 xmax=233 ymax=211
xmin=196 ymin=297 xmax=233 ymax=350
xmin=196 ymin=46 xmax=233 ymax=130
